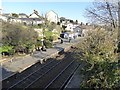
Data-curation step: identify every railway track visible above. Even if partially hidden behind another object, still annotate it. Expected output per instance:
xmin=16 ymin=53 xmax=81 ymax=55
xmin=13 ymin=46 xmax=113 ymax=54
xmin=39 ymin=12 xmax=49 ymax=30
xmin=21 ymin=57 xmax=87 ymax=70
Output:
xmin=25 ymin=50 xmax=78 ymax=89
xmin=2 ymin=58 xmax=54 ymax=88
xmin=3 ymin=48 xmax=79 ymax=89
xmin=7 ymin=59 xmax=60 ymax=89
xmin=44 ymin=61 xmax=80 ymax=89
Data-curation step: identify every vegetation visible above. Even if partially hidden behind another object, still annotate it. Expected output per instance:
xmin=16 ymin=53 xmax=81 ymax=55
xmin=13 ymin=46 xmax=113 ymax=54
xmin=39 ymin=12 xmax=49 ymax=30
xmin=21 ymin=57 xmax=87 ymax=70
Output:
xmin=62 ymin=25 xmax=67 ymax=31
xmin=76 ymin=1 xmax=120 ymax=88
xmin=85 ymin=0 xmax=118 ymax=28
xmin=76 ymin=27 xmax=119 ymax=88
xmin=12 ymin=13 xmax=19 ymax=18
xmin=43 ymin=24 xmax=61 ymax=48
xmin=1 ymin=22 xmax=38 ymax=55
xmin=1 ymin=14 xmax=61 ymax=55
xmin=75 ymin=20 xmax=78 ymax=24
xmin=0 ymin=45 xmax=14 ymax=55
xmin=47 ymin=22 xmax=57 ymax=31
xmin=60 ymin=17 xmax=66 ymax=23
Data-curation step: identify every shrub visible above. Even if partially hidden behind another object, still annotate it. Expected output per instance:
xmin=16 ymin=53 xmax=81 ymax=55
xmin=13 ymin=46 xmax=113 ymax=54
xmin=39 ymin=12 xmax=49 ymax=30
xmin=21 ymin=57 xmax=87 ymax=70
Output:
xmin=77 ymin=27 xmax=119 ymax=88
xmin=44 ymin=39 xmax=53 ymax=48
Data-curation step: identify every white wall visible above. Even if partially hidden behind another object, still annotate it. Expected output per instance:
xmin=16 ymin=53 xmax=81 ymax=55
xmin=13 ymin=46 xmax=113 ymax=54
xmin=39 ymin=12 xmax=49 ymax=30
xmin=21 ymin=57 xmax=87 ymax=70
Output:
xmin=46 ymin=11 xmax=58 ymax=23
xmin=0 ymin=16 xmax=8 ymax=22
xmin=65 ymin=23 xmax=74 ymax=31
xmin=19 ymin=15 xmax=27 ymax=18
xmin=29 ymin=13 xmax=39 ymax=18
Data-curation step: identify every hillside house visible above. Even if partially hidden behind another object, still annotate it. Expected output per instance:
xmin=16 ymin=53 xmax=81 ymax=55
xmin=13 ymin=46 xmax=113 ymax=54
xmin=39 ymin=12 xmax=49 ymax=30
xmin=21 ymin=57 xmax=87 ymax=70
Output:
xmin=1 ymin=10 xmax=44 ymax=25
xmin=27 ymin=11 xmax=44 ymax=25
xmin=73 ymin=26 xmax=82 ymax=36
xmin=65 ymin=23 xmax=74 ymax=31
xmin=46 ymin=10 xmax=58 ymax=23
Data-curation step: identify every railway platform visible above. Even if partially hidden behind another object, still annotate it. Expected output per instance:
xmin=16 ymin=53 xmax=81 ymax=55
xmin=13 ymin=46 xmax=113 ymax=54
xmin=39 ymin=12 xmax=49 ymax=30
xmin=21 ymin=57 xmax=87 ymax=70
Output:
xmin=0 ymin=37 xmax=82 ymax=81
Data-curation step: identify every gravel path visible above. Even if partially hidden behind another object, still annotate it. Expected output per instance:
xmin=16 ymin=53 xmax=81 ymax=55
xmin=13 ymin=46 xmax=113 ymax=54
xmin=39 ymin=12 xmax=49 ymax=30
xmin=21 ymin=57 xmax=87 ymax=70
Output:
xmin=64 ymin=61 xmax=86 ymax=88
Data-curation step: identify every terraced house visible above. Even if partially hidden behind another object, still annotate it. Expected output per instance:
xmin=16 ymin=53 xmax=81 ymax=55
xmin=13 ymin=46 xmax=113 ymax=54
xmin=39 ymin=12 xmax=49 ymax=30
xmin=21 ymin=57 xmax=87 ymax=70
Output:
xmin=0 ymin=10 xmax=44 ymax=25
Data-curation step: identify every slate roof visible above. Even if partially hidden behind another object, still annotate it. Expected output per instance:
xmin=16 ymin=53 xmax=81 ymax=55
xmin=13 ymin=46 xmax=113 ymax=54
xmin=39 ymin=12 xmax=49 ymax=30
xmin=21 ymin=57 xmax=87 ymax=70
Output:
xmin=19 ymin=18 xmax=42 ymax=21
xmin=19 ymin=13 xmax=29 ymax=18
xmin=19 ymin=13 xmax=27 ymax=15
xmin=46 ymin=10 xmax=58 ymax=16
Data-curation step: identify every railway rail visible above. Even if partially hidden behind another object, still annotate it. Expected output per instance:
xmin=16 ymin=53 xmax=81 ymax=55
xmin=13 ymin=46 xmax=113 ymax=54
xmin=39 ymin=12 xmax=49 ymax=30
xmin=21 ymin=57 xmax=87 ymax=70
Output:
xmin=25 ymin=50 xmax=77 ymax=89
xmin=2 ymin=48 xmax=79 ymax=89
xmin=44 ymin=62 xmax=80 ymax=89
xmin=2 ymin=58 xmax=54 ymax=88
xmin=8 ymin=59 xmax=61 ymax=89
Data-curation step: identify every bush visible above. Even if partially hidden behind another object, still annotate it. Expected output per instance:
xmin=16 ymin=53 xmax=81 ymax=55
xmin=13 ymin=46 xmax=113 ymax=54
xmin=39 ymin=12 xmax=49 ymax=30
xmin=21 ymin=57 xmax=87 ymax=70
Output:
xmin=48 ymin=36 xmax=53 ymax=42
xmin=44 ymin=39 xmax=53 ymax=48
xmin=8 ymin=49 xmax=15 ymax=55
xmin=2 ymin=21 xmax=38 ymax=55
xmin=77 ymin=27 xmax=119 ymax=88
xmin=0 ymin=46 xmax=14 ymax=55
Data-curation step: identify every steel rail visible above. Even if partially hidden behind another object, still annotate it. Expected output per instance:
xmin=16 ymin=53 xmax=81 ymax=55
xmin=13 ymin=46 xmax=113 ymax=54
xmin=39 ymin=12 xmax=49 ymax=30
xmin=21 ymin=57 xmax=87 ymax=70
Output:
xmin=60 ymin=64 xmax=80 ymax=90
xmin=24 ymin=59 xmax=63 ymax=89
xmin=44 ymin=60 xmax=75 ymax=89
xmin=8 ymin=59 xmax=55 ymax=89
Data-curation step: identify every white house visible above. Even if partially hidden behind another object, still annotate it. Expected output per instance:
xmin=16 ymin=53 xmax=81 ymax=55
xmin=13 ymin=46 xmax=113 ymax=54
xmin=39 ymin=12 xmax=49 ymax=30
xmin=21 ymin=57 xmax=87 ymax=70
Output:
xmin=1 ymin=13 xmax=21 ymax=23
xmin=65 ymin=23 xmax=74 ymax=32
xmin=1 ymin=13 xmax=43 ymax=25
xmin=25 ymin=10 xmax=44 ymax=25
xmin=73 ymin=26 xmax=82 ymax=36
xmin=0 ymin=15 xmax=8 ymax=22
xmin=29 ymin=13 xmax=40 ymax=18
xmin=45 ymin=10 xmax=58 ymax=23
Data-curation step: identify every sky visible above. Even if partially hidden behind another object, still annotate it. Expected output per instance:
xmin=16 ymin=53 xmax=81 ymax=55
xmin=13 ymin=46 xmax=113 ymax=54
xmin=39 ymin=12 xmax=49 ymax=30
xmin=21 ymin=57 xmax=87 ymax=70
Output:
xmin=2 ymin=2 xmax=93 ymax=23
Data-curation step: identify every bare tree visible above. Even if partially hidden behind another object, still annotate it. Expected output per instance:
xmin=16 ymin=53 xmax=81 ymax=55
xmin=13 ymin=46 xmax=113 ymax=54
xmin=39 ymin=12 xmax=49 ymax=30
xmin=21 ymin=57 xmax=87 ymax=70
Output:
xmin=118 ymin=1 xmax=120 ymax=32
xmin=118 ymin=1 xmax=120 ymax=54
xmin=106 ymin=1 xmax=116 ymax=28
xmin=86 ymin=0 xmax=118 ymax=28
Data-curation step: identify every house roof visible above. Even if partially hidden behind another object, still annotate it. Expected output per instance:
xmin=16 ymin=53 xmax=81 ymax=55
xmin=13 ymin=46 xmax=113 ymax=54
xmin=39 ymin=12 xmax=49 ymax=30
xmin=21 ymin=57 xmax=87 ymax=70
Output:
xmin=46 ymin=10 xmax=58 ymax=16
xmin=19 ymin=18 xmax=42 ymax=21
xmin=2 ymin=13 xmax=11 ymax=16
xmin=19 ymin=13 xmax=29 ymax=18
xmin=19 ymin=13 xmax=27 ymax=15
xmin=2 ymin=15 xmax=15 ymax=19
xmin=73 ymin=26 xmax=81 ymax=28
xmin=28 ymin=10 xmax=42 ymax=19
xmin=29 ymin=13 xmax=41 ymax=18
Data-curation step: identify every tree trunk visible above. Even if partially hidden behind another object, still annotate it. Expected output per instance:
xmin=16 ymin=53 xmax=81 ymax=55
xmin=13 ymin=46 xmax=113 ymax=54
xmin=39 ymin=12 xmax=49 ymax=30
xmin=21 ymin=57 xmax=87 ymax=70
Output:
xmin=118 ymin=1 xmax=120 ymax=57
xmin=106 ymin=2 xmax=116 ymax=28
xmin=118 ymin=1 xmax=120 ymax=33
